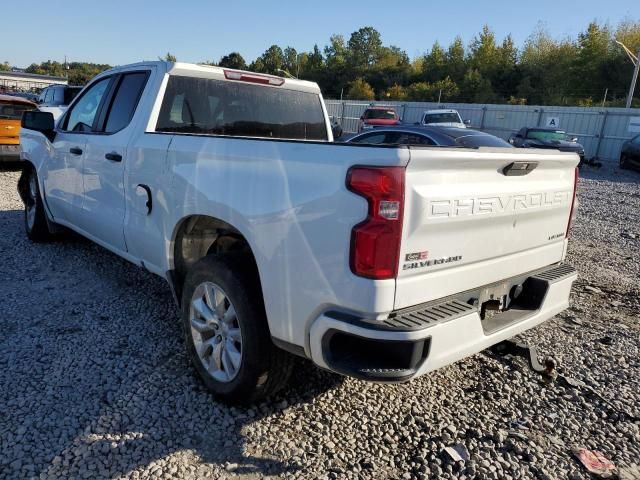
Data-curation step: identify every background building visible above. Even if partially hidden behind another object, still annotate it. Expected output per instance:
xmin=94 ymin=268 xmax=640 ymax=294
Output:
xmin=0 ymin=71 xmax=68 ymax=93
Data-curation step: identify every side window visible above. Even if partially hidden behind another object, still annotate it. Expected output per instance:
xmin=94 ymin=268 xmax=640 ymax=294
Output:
xmin=397 ymin=133 xmax=435 ymax=145
xmin=103 ymin=72 xmax=148 ymax=133
xmin=38 ymin=89 xmax=47 ymax=104
xmin=63 ymin=78 xmax=110 ymax=132
xmin=350 ymin=132 xmax=388 ymax=144
xmin=53 ymin=87 xmax=64 ymax=105
xmin=44 ymin=88 xmax=54 ymax=104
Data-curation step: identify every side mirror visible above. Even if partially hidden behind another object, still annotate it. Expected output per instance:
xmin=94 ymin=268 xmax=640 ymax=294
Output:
xmin=464 ymin=119 xmax=471 ymax=125
xmin=22 ymin=111 xmax=55 ymax=139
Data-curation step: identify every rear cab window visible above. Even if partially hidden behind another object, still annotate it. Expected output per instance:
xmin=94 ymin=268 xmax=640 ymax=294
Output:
xmin=0 ymin=100 xmax=34 ymax=119
xmin=363 ymin=109 xmax=397 ymax=120
xmin=156 ymin=75 xmax=328 ymax=141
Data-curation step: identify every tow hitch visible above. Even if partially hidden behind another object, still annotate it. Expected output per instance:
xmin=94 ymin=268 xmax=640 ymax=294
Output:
xmin=490 ymin=340 xmax=558 ymax=380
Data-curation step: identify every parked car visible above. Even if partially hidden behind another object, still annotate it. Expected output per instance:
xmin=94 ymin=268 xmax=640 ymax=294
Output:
xmin=347 ymin=125 xmax=513 ymax=148
xmin=358 ymin=105 xmax=400 ymax=132
xmin=509 ymin=127 xmax=585 ymax=165
xmin=0 ymin=94 xmax=36 ymax=162
xmin=6 ymin=91 xmax=39 ymax=103
xmin=20 ymin=61 xmax=578 ymax=403
xmin=417 ymin=109 xmax=469 ymax=128
xmin=37 ymin=84 xmax=83 ymax=121
xmin=620 ymin=133 xmax=640 ymax=171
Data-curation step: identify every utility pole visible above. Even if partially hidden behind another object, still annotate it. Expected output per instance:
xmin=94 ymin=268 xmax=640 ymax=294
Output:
xmin=615 ymin=41 xmax=639 ymax=109
xmin=627 ymin=50 xmax=640 ymax=108
xmin=437 ymin=89 xmax=442 ymax=106
xmin=602 ymin=88 xmax=608 ymax=108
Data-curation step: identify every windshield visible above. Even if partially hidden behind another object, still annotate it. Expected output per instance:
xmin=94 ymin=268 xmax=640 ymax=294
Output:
xmin=423 ymin=112 xmax=461 ymax=124
xmin=363 ymin=109 xmax=397 ymax=120
xmin=526 ymin=129 xmax=568 ymax=141
xmin=0 ymin=102 xmax=34 ymax=120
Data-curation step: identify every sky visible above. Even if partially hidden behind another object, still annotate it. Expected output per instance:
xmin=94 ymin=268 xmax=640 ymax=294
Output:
xmin=1 ymin=0 xmax=637 ymax=68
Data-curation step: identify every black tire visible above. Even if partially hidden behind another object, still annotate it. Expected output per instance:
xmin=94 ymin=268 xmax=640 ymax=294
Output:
xmin=181 ymin=254 xmax=294 ymax=404
xmin=620 ymin=154 xmax=628 ymax=170
xmin=23 ymin=167 xmax=54 ymax=242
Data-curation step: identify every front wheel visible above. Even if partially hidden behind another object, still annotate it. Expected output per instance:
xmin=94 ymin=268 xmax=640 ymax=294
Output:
xmin=24 ymin=168 xmax=54 ymax=242
xmin=181 ymin=255 xmax=294 ymax=404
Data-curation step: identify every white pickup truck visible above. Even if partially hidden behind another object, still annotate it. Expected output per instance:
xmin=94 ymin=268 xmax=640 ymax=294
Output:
xmin=19 ymin=61 xmax=578 ymax=403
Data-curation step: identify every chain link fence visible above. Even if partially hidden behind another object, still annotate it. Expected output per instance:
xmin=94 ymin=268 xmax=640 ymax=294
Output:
xmin=325 ymin=99 xmax=640 ymax=164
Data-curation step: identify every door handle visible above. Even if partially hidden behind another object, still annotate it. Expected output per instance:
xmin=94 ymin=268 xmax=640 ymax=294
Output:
xmin=69 ymin=147 xmax=83 ymax=155
xmin=105 ymin=152 xmax=122 ymax=162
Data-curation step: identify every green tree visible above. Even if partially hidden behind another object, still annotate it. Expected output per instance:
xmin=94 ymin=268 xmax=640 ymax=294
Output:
xmin=461 ymin=69 xmax=495 ymax=103
xmin=445 ymin=36 xmax=467 ymax=83
xmin=422 ymin=42 xmax=446 ymax=83
xmin=162 ymin=52 xmax=177 ymax=62
xmin=347 ymin=26 xmax=382 ymax=70
xmin=283 ymin=47 xmax=299 ymax=76
xmin=255 ymin=45 xmax=284 ymax=74
xmin=346 ymin=78 xmax=375 ymax=100
xmin=218 ymin=52 xmax=247 ymax=70
xmin=384 ymin=83 xmax=407 ymax=100
xmin=0 ymin=61 xmax=10 ymax=72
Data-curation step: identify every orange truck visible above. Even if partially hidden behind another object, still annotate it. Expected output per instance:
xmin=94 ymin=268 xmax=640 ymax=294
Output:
xmin=0 ymin=94 xmax=36 ymax=162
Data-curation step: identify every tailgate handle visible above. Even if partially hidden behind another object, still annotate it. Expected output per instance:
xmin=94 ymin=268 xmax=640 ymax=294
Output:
xmin=502 ymin=161 xmax=538 ymax=176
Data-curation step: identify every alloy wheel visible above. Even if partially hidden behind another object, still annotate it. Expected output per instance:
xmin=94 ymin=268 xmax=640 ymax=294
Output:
xmin=189 ymin=281 xmax=242 ymax=382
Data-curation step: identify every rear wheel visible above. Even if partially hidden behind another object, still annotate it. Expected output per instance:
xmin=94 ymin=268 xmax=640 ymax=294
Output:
xmin=24 ymin=168 xmax=54 ymax=242
xmin=181 ymin=254 xmax=293 ymax=403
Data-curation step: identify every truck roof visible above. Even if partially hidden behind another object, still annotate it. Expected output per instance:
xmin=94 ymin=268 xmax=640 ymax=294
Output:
xmin=97 ymin=61 xmax=322 ymax=95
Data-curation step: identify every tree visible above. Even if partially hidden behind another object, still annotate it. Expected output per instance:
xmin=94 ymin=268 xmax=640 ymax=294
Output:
xmin=218 ymin=52 xmax=247 ymax=70
xmin=406 ymin=77 xmax=458 ymax=101
xmin=445 ymin=36 xmax=467 ymax=83
xmin=384 ymin=83 xmax=407 ymax=100
xmin=283 ymin=47 xmax=299 ymax=77
xmin=461 ymin=69 xmax=495 ymax=103
xmin=0 ymin=61 xmax=10 ymax=72
xmin=255 ymin=45 xmax=284 ymax=75
xmin=162 ymin=52 xmax=177 ymax=62
xmin=422 ymin=42 xmax=446 ymax=83
xmin=346 ymin=78 xmax=375 ymax=100
xmin=348 ymin=26 xmax=382 ymax=71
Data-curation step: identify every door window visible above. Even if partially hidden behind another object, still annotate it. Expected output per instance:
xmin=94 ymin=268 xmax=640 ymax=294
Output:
xmin=103 ymin=72 xmax=148 ymax=133
xmin=43 ymin=88 xmax=54 ymax=104
xmin=350 ymin=132 xmax=388 ymax=144
xmin=63 ymin=78 xmax=110 ymax=132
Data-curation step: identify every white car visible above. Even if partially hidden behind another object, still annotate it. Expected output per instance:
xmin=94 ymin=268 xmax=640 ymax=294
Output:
xmin=37 ymin=84 xmax=82 ymax=122
xmin=418 ymin=109 xmax=469 ymax=128
xmin=19 ymin=61 xmax=579 ymax=403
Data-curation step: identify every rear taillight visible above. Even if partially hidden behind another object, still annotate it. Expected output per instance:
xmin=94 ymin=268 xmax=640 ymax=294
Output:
xmin=347 ymin=166 xmax=405 ymax=279
xmin=566 ymin=167 xmax=579 ymax=237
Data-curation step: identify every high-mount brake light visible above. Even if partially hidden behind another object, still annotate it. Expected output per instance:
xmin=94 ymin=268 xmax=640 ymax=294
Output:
xmin=566 ymin=166 xmax=579 ymax=237
xmin=223 ymin=70 xmax=285 ymax=86
xmin=347 ymin=166 xmax=405 ymax=280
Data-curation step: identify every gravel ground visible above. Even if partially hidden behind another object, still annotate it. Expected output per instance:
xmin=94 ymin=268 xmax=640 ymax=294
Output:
xmin=0 ymin=163 xmax=639 ymax=480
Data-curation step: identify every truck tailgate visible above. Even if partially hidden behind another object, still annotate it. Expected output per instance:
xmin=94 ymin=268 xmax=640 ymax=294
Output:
xmin=395 ymin=147 xmax=578 ymax=310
